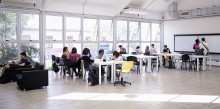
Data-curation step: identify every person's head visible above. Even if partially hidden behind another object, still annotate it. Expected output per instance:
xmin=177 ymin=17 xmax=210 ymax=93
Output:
xmin=119 ymin=45 xmax=123 ymax=49
xmin=151 ymin=44 xmax=154 ymax=48
xmin=82 ymin=48 xmax=90 ymax=56
xmin=164 ymin=45 xmax=167 ymax=49
xmin=113 ymin=51 xmax=120 ymax=58
xmin=195 ymin=39 xmax=200 ymax=44
xmin=20 ymin=52 xmax=27 ymax=59
xmin=98 ymin=49 xmax=104 ymax=55
xmin=136 ymin=46 xmax=140 ymax=49
xmin=202 ymin=38 xmax=205 ymax=42
xmin=71 ymin=47 xmax=77 ymax=54
xmin=146 ymin=46 xmax=149 ymax=50
xmin=63 ymin=47 xmax=68 ymax=53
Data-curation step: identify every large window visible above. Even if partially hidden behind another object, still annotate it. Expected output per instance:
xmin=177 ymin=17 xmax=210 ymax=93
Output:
xmin=0 ymin=12 xmax=17 ymax=40
xmin=45 ymin=43 xmax=63 ymax=68
xmin=46 ymin=15 xmax=62 ymax=40
xmin=66 ymin=17 xmax=81 ymax=41
xmin=117 ymin=21 xmax=127 ymax=41
xmin=100 ymin=19 xmax=113 ymax=41
xmin=141 ymin=23 xmax=150 ymax=41
xmin=83 ymin=19 xmax=98 ymax=41
xmin=21 ymin=14 xmax=39 ymax=40
xmin=152 ymin=23 xmax=160 ymax=41
xmin=129 ymin=22 xmax=139 ymax=41
xmin=83 ymin=43 xmax=98 ymax=57
xmin=0 ymin=43 xmax=18 ymax=64
xmin=20 ymin=43 xmax=40 ymax=63
xmin=65 ymin=43 xmax=82 ymax=54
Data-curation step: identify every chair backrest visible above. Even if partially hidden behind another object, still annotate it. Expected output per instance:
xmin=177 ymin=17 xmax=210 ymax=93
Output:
xmin=182 ymin=54 xmax=190 ymax=61
xmin=83 ymin=60 xmax=90 ymax=70
xmin=52 ymin=55 xmax=56 ymax=61
xmin=35 ymin=62 xmax=45 ymax=70
xmin=127 ymin=56 xmax=138 ymax=62
xmin=121 ymin=61 xmax=134 ymax=73
xmin=65 ymin=59 xmax=73 ymax=67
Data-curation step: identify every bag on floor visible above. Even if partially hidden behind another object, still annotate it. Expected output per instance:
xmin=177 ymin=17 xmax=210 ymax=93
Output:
xmin=88 ymin=69 xmax=99 ymax=86
xmin=0 ymin=71 xmax=10 ymax=84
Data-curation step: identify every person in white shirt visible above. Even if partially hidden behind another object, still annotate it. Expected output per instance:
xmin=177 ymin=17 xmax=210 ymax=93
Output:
xmin=150 ymin=44 xmax=157 ymax=53
xmin=199 ymin=38 xmax=209 ymax=55
xmin=135 ymin=46 xmax=142 ymax=54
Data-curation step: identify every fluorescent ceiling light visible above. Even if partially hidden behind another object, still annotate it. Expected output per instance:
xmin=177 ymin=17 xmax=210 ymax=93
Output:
xmin=123 ymin=7 xmax=148 ymax=15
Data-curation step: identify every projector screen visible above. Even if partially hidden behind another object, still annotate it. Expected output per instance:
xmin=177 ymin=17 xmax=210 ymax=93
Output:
xmin=175 ymin=36 xmax=198 ymax=52
xmin=174 ymin=34 xmax=220 ymax=53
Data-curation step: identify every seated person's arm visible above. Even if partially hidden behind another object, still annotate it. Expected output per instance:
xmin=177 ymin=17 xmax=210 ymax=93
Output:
xmin=17 ymin=63 xmax=25 ymax=67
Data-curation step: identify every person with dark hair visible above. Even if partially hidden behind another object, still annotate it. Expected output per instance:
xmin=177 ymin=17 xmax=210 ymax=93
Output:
xmin=111 ymin=51 xmax=124 ymax=80
xmin=0 ymin=52 xmax=29 ymax=77
xmin=60 ymin=47 xmax=70 ymax=74
xmin=69 ymin=47 xmax=82 ymax=76
xmin=135 ymin=46 xmax=142 ymax=54
xmin=150 ymin=44 xmax=157 ymax=53
xmin=161 ymin=45 xmax=170 ymax=53
xmin=118 ymin=45 xmax=127 ymax=54
xmin=82 ymin=48 xmax=95 ymax=69
xmin=96 ymin=49 xmax=105 ymax=59
xmin=193 ymin=39 xmax=200 ymax=52
xmin=199 ymin=38 xmax=209 ymax=55
xmin=144 ymin=46 xmax=150 ymax=55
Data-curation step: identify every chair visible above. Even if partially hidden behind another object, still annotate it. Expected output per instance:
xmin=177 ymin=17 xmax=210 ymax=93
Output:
xmin=164 ymin=54 xmax=175 ymax=69
xmin=16 ymin=63 xmax=48 ymax=91
xmin=181 ymin=54 xmax=190 ymax=70
xmin=127 ymin=56 xmax=140 ymax=74
xmin=131 ymin=52 xmax=137 ymax=55
xmin=81 ymin=60 xmax=90 ymax=80
xmin=114 ymin=61 xmax=134 ymax=86
xmin=64 ymin=59 xmax=76 ymax=78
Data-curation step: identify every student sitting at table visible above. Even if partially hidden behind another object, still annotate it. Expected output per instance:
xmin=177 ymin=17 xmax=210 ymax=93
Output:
xmin=0 ymin=52 xmax=29 ymax=77
xmin=96 ymin=49 xmax=105 ymax=76
xmin=119 ymin=45 xmax=127 ymax=54
xmin=69 ymin=47 xmax=82 ymax=76
xmin=135 ymin=46 xmax=143 ymax=54
xmin=111 ymin=51 xmax=124 ymax=80
xmin=82 ymin=48 xmax=98 ymax=75
xmin=161 ymin=45 xmax=171 ymax=66
xmin=150 ymin=44 xmax=157 ymax=53
xmin=144 ymin=46 xmax=150 ymax=55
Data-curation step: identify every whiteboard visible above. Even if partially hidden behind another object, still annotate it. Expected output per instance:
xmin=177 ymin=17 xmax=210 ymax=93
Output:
xmin=175 ymin=36 xmax=198 ymax=52
xmin=200 ymin=35 xmax=220 ymax=53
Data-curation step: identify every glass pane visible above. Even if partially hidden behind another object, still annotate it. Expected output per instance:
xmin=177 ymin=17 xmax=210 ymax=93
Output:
xmin=45 ymin=43 xmax=63 ymax=69
xmin=83 ymin=43 xmax=98 ymax=57
xmin=100 ymin=43 xmax=113 ymax=52
xmin=0 ymin=43 xmax=18 ymax=64
xmin=129 ymin=43 xmax=140 ymax=54
xmin=141 ymin=23 xmax=150 ymax=41
xmin=65 ymin=43 xmax=81 ymax=54
xmin=46 ymin=15 xmax=62 ymax=40
xmin=154 ymin=43 xmax=161 ymax=52
xmin=83 ymin=19 xmax=98 ymax=41
xmin=129 ymin=22 xmax=139 ymax=41
xmin=20 ymin=43 xmax=40 ymax=63
xmin=0 ymin=12 xmax=17 ymax=40
xmin=152 ymin=23 xmax=160 ymax=41
xmin=117 ymin=21 xmax=127 ymax=41
xmin=116 ymin=43 xmax=128 ymax=53
xmin=141 ymin=43 xmax=151 ymax=52
xmin=66 ymin=17 xmax=81 ymax=41
xmin=100 ymin=19 xmax=113 ymax=41
xmin=21 ymin=14 xmax=39 ymax=40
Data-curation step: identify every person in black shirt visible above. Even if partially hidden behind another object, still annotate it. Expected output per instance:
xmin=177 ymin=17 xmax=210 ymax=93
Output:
xmin=161 ymin=45 xmax=171 ymax=66
xmin=1 ymin=52 xmax=29 ymax=77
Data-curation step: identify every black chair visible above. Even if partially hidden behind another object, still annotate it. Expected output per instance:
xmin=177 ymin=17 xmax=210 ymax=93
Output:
xmin=64 ymin=59 xmax=75 ymax=78
xmin=127 ymin=56 xmax=140 ymax=74
xmin=131 ymin=52 xmax=137 ymax=55
xmin=81 ymin=60 xmax=90 ymax=80
xmin=16 ymin=63 xmax=48 ymax=91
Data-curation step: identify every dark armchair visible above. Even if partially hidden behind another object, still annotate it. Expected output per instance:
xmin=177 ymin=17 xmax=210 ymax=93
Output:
xmin=16 ymin=63 xmax=48 ymax=91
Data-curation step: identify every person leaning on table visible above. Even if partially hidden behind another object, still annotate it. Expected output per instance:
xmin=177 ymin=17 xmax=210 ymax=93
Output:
xmin=118 ymin=45 xmax=127 ymax=54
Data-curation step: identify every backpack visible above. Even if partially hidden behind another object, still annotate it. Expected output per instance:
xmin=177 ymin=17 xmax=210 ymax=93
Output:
xmin=88 ymin=69 xmax=99 ymax=86
xmin=52 ymin=62 xmax=60 ymax=73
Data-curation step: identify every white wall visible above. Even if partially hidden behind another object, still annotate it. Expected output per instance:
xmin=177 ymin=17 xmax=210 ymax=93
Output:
xmin=164 ymin=16 xmax=220 ymax=52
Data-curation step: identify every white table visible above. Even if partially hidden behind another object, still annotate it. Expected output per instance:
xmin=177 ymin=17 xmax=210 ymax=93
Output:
xmin=152 ymin=53 xmax=183 ymax=69
xmin=93 ymin=61 xmax=114 ymax=84
xmin=189 ymin=55 xmax=211 ymax=71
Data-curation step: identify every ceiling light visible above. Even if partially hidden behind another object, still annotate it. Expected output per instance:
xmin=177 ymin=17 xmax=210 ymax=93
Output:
xmin=123 ymin=7 xmax=148 ymax=15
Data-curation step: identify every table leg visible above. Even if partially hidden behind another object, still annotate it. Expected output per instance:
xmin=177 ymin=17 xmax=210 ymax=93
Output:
xmin=177 ymin=57 xmax=180 ymax=70
xmin=209 ymin=56 xmax=212 ymax=70
xmin=111 ymin=64 xmax=113 ymax=83
xmin=113 ymin=64 xmax=116 ymax=82
xmin=156 ymin=57 xmax=159 ymax=72
xmin=99 ymin=65 xmax=101 ymax=84
xmin=202 ymin=57 xmax=205 ymax=71
xmin=140 ymin=59 xmax=143 ymax=73
xmin=197 ymin=57 xmax=199 ymax=71
xmin=147 ymin=58 xmax=151 ymax=72
xmin=160 ymin=55 xmax=162 ymax=67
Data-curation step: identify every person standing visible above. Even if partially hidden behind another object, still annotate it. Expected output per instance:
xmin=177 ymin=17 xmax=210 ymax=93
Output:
xmin=199 ymin=38 xmax=209 ymax=55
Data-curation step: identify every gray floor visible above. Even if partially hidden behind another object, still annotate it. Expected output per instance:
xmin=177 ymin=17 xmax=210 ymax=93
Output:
xmin=1 ymin=67 xmax=220 ymax=109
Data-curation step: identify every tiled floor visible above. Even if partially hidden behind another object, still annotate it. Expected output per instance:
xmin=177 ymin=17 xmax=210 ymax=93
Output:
xmin=1 ymin=67 xmax=220 ymax=109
